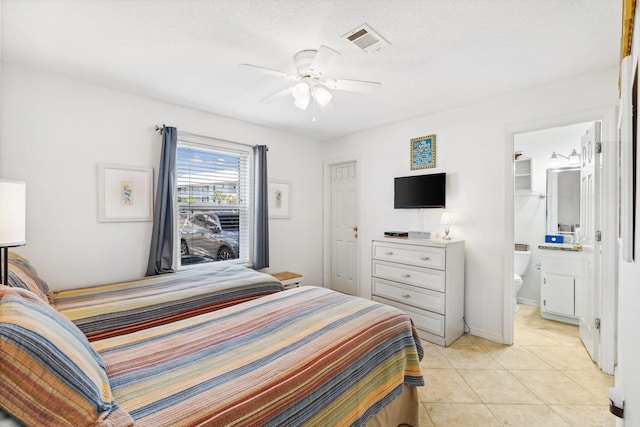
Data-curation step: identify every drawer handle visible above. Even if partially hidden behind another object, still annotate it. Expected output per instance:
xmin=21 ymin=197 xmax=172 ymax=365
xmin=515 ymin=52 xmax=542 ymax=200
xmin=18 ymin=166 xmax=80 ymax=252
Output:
xmin=385 ymin=251 xmax=394 ymax=256
xmin=420 ymin=256 xmax=431 ymax=261
xmin=401 ymin=273 xmax=411 ymax=278
xmin=400 ymin=293 xmax=411 ymax=298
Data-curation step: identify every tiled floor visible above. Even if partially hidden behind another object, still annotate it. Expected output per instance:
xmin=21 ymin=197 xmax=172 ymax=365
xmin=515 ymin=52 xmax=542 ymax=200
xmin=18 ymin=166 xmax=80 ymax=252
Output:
xmin=417 ymin=304 xmax=615 ymax=426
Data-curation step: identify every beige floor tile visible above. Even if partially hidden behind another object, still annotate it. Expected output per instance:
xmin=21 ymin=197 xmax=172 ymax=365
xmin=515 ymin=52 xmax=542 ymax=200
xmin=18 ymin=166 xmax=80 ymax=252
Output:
xmin=562 ymin=370 xmax=614 ymax=402
xmin=419 ymin=403 xmax=435 ymax=427
xmin=525 ymin=345 xmax=598 ymax=371
xmin=468 ymin=335 xmax=510 ymax=351
xmin=420 ymin=345 xmax=454 ymax=369
xmin=487 ymin=345 xmax=554 ymax=370
xmin=415 ymin=306 xmax=613 ymax=426
xmin=487 ymin=403 xmax=570 ymax=426
xmin=517 ymin=309 xmax=576 ymax=330
xmin=439 ymin=344 xmax=503 ymax=369
xmin=509 ymin=369 xmax=603 ymax=405
xmin=514 ymin=327 xmax=561 ymax=346
xmin=549 ymin=405 xmax=615 ymax=427
xmin=538 ymin=328 xmax=585 ymax=347
xmin=458 ymin=369 xmax=543 ymax=404
xmin=419 ymin=368 xmax=481 ymax=403
xmin=425 ymin=403 xmax=501 ymax=427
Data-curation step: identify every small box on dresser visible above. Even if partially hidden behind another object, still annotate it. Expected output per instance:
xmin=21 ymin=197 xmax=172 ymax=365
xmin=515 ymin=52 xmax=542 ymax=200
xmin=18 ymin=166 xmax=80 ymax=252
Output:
xmin=371 ymin=237 xmax=465 ymax=346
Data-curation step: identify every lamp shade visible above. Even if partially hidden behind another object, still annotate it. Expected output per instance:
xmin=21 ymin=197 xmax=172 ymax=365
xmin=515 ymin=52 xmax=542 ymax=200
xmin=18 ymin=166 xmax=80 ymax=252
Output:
xmin=440 ymin=212 xmax=454 ymax=225
xmin=0 ymin=180 xmax=26 ymax=246
xmin=312 ymin=86 xmax=332 ymax=107
xmin=292 ymin=82 xmax=310 ymax=110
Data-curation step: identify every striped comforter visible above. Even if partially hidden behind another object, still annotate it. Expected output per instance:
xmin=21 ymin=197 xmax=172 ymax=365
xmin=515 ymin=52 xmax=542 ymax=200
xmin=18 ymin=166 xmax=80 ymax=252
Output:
xmin=54 ymin=265 xmax=283 ymax=341
xmin=93 ymin=286 xmax=424 ymax=427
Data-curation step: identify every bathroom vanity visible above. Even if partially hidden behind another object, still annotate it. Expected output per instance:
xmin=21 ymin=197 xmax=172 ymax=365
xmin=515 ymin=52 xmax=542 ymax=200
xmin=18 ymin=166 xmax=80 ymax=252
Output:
xmin=539 ymin=246 xmax=582 ymax=325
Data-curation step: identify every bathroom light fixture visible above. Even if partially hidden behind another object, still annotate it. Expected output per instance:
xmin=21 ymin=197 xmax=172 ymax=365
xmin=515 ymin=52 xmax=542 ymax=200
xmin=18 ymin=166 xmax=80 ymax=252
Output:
xmin=550 ymin=149 xmax=580 ymax=165
xmin=440 ymin=212 xmax=454 ymax=240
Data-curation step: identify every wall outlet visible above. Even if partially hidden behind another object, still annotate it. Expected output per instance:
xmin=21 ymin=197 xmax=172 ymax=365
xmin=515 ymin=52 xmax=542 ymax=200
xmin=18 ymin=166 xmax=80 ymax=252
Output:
xmin=292 ymin=264 xmax=297 ymax=273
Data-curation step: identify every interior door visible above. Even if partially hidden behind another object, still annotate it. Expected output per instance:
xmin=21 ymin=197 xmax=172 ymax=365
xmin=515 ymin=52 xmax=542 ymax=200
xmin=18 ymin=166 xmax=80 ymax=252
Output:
xmin=579 ymin=122 xmax=601 ymax=361
xmin=329 ymin=161 xmax=359 ymax=295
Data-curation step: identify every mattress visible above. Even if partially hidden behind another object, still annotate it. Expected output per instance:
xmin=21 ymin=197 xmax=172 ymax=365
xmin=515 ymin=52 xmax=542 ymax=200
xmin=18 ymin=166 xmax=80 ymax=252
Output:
xmin=54 ymin=265 xmax=283 ymax=340
xmin=92 ymin=286 xmax=424 ymax=426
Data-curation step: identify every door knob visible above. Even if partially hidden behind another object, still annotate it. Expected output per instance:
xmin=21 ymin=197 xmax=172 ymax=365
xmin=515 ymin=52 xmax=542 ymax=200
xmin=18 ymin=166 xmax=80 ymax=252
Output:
xmin=354 ymin=233 xmax=358 ymax=239
xmin=353 ymin=226 xmax=358 ymax=232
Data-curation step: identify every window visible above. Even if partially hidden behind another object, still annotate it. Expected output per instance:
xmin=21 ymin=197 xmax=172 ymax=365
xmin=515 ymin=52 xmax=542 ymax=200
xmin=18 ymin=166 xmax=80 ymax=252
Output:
xmin=176 ymin=135 xmax=251 ymax=268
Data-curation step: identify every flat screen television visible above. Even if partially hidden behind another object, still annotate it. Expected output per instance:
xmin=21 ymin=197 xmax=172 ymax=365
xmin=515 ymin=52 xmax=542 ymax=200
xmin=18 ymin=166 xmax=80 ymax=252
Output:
xmin=394 ymin=173 xmax=446 ymax=208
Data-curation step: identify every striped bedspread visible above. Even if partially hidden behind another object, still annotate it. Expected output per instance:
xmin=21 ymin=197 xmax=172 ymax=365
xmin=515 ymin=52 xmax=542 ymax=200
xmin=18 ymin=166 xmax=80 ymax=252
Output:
xmin=93 ymin=286 xmax=424 ymax=427
xmin=54 ymin=265 xmax=283 ymax=341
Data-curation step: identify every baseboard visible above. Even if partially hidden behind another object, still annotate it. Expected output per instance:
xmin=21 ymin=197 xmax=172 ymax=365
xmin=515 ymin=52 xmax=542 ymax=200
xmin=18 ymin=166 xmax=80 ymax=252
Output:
xmin=516 ymin=297 xmax=539 ymax=307
xmin=466 ymin=325 xmax=504 ymax=344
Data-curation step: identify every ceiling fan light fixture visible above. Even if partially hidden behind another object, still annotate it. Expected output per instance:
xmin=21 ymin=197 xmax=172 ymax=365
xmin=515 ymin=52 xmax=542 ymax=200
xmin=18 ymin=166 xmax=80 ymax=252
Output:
xmin=312 ymin=86 xmax=332 ymax=107
xmin=292 ymin=82 xmax=310 ymax=109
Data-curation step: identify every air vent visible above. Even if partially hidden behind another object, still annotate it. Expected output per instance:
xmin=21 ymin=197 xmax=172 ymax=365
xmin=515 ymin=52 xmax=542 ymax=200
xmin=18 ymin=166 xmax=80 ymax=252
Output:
xmin=341 ymin=24 xmax=390 ymax=53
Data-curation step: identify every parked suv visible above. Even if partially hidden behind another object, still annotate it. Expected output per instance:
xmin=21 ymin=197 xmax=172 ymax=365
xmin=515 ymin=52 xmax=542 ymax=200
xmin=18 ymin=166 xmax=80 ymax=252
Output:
xmin=179 ymin=212 xmax=239 ymax=262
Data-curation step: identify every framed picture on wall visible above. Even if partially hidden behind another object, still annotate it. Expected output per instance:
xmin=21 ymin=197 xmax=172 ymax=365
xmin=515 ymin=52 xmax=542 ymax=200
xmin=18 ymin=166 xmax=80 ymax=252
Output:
xmin=410 ymin=134 xmax=437 ymax=170
xmin=268 ymin=180 xmax=291 ymax=219
xmin=98 ymin=163 xmax=154 ymax=222
xmin=619 ymin=55 xmax=636 ymax=262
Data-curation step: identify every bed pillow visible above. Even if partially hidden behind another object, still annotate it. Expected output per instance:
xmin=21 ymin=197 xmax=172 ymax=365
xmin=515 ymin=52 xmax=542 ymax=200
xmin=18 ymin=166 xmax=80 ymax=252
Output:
xmin=0 ymin=286 xmax=133 ymax=427
xmin=7 ymin=252 xmax=52 ymax=304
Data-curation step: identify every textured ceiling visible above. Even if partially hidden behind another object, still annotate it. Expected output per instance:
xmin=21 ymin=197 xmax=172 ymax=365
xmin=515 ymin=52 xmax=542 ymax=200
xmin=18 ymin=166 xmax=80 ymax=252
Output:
xmin=1 ymin=0 xmax=622 ymax=140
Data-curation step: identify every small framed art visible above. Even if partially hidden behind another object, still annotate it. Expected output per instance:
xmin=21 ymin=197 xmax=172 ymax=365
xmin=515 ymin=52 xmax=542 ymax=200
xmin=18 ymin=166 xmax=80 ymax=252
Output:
xmin=268 ymin=180 xmax=291 ymax=219
xmin=98 ymin=163 xmax=154 ymax=222
xmin=410 ymin=134 xmax=437 ymax=170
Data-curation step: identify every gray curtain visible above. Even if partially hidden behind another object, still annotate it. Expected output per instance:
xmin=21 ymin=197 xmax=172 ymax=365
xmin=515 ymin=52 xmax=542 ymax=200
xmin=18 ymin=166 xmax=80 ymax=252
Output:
xmin=252 ymin=145 xmax=269 ymax=269
xmin=146 ymin=126 xmax=177 ymax=276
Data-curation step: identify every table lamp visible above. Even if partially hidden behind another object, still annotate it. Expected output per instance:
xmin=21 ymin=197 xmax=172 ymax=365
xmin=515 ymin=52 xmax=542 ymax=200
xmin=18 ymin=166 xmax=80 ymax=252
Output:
xmin=440 ymin=211 xmax=454 ymax=240
xmin=0 ymin=180 xmax=26 ymax=285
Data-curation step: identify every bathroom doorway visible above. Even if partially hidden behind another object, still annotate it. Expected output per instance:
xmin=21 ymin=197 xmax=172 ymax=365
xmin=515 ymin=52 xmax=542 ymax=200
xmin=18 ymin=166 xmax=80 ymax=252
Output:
xmin=512 ymin=122 xmax=607 ymax=372
xmin=513 ymin=122 xmax=591 ymax=313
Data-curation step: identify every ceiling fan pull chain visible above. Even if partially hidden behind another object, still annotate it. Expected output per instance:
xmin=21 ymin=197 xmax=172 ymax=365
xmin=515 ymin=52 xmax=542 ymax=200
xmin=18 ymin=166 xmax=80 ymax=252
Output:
xmin=312 ymin=98 xmax=317 ymax=122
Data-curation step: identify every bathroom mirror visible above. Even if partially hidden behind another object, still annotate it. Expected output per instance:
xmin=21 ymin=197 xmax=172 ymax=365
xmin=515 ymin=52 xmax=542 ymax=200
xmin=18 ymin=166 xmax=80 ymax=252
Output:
xmin=546 ymin=166 xmax=580 ymax=237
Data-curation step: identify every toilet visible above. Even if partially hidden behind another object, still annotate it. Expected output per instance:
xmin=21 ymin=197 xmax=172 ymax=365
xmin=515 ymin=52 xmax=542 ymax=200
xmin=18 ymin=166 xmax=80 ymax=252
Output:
xmin=513 ymin=250 xmax=531 ymax=312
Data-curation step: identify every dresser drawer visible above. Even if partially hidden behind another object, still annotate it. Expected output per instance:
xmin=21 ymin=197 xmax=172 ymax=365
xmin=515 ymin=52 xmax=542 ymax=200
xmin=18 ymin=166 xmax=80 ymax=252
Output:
xmin=372 ymin=260 xmax=446 ymax=292
xmin=372 ymin=278 xmax=445 ymax=315
xmin=373 ymin=296 xmax=445 ymax=337
xmin=373 ymin=241 xmax=445 ymax=270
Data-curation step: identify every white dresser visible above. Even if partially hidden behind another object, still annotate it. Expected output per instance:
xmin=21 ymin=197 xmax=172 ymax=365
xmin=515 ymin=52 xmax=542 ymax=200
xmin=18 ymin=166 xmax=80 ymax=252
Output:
xmin=371 ymin=237 xmax=465 ymax=346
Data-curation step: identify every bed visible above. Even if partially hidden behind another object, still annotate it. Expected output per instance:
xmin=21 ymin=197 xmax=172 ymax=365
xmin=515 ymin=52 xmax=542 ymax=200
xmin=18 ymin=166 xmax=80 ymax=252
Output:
xmin=7 ymin=253 xmax=284 ymax=341
xmin=0 ymin=285 xmax=424 ymax=427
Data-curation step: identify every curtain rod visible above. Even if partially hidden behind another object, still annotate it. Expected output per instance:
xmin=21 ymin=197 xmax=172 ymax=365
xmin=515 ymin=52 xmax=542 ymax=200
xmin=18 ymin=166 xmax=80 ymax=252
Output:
xmin=154 ymin=125 xmax=267 ymax=150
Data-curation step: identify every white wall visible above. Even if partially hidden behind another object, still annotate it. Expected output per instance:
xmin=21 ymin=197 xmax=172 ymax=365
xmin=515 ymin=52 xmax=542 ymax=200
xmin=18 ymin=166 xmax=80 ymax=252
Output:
xmin=324 ymin=67 xmax=618 ymax=343
xmin=0 ymin=64 xmax=324 ymax=290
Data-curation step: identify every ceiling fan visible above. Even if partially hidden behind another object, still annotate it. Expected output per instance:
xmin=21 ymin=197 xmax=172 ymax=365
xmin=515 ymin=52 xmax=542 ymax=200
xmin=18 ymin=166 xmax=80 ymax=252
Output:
xmin=240 ymin=45 xmax=381 ymax=111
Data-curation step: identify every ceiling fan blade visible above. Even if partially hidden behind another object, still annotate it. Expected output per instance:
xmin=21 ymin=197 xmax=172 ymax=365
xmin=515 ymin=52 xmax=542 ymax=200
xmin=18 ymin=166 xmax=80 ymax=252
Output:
xmin=309 ymin=45 xmax=340 ymax=77
xmin=260 ymin=86 xmax=293 ymax=103
xmin=323 ymin=78 xmax=381 ymax=94
xmin=239 ymin=64 xmax=297 ymax=80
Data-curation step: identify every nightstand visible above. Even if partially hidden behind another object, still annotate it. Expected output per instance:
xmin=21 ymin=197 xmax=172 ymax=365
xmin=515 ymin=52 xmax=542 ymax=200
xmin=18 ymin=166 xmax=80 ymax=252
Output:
xmin=271 ymin=271 xmax=303 ymax=290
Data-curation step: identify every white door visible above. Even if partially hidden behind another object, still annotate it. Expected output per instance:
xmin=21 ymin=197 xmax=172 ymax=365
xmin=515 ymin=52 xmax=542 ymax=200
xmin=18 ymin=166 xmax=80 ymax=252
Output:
xmin=579 ymin=122 xmax=601 ymax=361
xmin=329 ymin=162 xmax=359 ymax=295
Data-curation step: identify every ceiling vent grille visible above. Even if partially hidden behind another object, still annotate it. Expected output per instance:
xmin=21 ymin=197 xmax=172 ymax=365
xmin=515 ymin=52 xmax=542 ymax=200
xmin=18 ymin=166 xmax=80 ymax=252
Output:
xmin=342 ymin=24 xmax=390 ymax=53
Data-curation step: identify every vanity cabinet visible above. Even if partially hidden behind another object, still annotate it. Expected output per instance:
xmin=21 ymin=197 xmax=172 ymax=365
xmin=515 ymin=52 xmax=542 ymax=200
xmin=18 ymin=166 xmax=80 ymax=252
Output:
xmin=540 ymin=250 xmax=581 ymax=325
xmin=371 ymin=237 xmax=465 ymax=346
